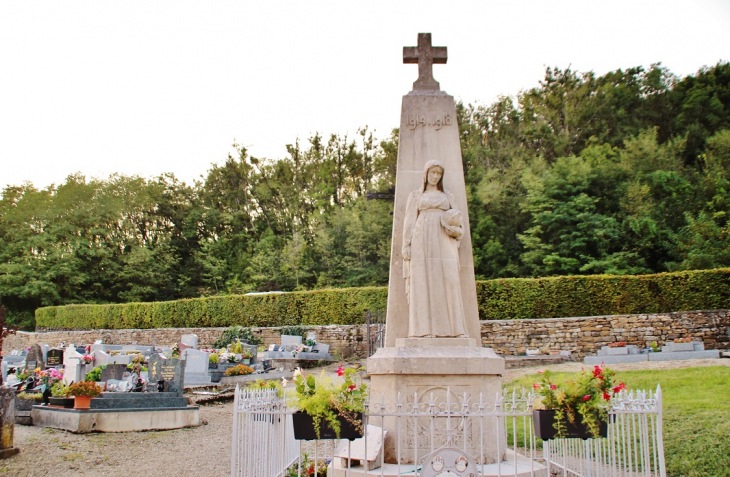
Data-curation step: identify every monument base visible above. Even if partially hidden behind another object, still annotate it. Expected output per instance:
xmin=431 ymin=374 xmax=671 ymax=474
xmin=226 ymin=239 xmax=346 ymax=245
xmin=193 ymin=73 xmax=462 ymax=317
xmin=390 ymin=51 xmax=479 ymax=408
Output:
xmin=367 ymin=345 xmax=505 ymax=464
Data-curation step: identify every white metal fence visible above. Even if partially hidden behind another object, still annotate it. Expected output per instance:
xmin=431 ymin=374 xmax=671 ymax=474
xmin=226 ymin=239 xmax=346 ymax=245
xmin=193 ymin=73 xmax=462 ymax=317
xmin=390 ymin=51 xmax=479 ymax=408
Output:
xmin=231 ymin=385 xmax=665 ymax=477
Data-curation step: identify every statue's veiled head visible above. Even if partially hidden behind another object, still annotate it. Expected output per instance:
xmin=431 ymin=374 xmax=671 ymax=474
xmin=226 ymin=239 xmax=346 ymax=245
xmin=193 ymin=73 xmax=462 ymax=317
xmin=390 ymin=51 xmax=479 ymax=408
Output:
xmin=422 ymin=160 xmax=445 ymax=191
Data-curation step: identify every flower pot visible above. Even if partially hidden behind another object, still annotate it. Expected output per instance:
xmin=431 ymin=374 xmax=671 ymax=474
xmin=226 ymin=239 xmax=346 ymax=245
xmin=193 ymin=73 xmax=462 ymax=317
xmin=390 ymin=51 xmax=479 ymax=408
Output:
xmin=533 ymin=409 xmax=608 ymax=440
xmin=292 ymin=410 xmax=363 ymax=441
xmin=242 ymin=359 xmax=251 ymax=365
xmin=49 ymin=397 xmax=75 ymax=408
xmin=15 ymin=398 xmax=41 ymax=412
xmin=208 ymin=362 xmax=218 ymax=369
xmin=74 ymin=395 xmax=92 ymax=410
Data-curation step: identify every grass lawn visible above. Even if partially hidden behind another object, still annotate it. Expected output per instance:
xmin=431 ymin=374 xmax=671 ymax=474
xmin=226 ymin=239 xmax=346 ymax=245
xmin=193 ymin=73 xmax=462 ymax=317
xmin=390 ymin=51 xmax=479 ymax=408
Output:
xmin=505 ymin=366 xmax=730 ymax=477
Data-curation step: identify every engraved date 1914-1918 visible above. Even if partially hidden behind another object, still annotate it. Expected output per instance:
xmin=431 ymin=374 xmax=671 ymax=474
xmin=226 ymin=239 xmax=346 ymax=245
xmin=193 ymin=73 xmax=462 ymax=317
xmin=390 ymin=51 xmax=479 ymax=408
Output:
xmin=406 ymin=113 xmax=452 ymax=130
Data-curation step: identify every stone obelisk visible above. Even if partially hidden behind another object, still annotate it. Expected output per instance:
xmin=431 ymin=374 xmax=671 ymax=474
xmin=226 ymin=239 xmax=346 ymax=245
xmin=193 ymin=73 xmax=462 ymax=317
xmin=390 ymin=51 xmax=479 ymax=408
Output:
xmin=367 ymin=33 xmax=505 ymax=465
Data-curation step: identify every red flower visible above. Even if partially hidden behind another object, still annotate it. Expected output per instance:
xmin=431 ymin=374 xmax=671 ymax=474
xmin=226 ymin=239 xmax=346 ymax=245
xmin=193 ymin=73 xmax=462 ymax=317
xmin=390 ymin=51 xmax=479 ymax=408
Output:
xmin=550 ymin=384 xmax=557 ymax=390
xmin=603 ymin=392 xmax=611 ymax=401
xmin=348 ymin=384 xmax=356 ymax=392
xmin=582 ymin=395 xmax=591 ymax=401
xmin=336 ymin=365 xmax=344 ymax=377
xmin=593 ymin=366 xmax=602 ymax=378
xmin=533 ymin=383 xmax=541 ymax=390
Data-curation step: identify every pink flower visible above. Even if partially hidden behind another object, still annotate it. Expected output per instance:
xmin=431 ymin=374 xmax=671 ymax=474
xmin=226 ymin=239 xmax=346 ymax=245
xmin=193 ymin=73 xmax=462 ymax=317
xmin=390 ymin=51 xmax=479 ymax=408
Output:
xmin=336 ymin=365 xmax=344 ymax=377
xmin=550 ymin=384 xmax=557 ymax=390
xmin=532 ymin=383 xmax=541 ymax=390
xmin=582 ymin=395 xmax=591 ymax=401
xmin=537 ymin=370 xmax=543 ymax=374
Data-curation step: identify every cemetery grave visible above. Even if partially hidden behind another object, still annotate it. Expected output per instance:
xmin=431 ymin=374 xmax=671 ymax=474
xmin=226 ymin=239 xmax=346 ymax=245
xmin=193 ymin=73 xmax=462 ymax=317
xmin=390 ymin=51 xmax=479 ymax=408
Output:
xmin=584 ymin=339 xmax=721 ymax=365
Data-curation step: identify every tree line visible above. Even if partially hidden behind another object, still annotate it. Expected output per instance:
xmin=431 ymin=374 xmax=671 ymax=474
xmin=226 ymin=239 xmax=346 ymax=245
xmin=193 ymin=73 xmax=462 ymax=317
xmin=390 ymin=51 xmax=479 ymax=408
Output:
xmin=1 ymin=61 xmax=729 ymax=329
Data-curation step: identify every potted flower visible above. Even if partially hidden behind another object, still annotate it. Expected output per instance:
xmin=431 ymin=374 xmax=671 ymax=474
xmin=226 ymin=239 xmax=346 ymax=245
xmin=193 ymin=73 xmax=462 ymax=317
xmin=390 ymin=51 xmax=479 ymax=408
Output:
xmin=241 ymin=349 xmax=253 ymax=365
xmin=81 ymin=354 xmax=94 ymax=365
xmin=288 ymin=365 xmax=367 ymax=441
xmin=68 ymin=381 xmax=102 ymax=409
xmin=532 ymin=365 xmax=625 ymax=440
xmin=49 ymin=381 xmax=74 ymax=408
xmin=209 ymin=353 xmax=219 ymax=369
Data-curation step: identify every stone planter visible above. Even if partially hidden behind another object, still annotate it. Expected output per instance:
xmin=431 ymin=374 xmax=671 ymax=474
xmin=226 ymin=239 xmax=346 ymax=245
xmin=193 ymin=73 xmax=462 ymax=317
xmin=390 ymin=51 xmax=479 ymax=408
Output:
xmin=48 ymin=397 xmax=75 ymax=408
xmin=292 ymin=411 xmax=363 ymax=441
xmin=671 ymin=342 xmax=694 ymax=352
xmin=532 ymin=410 xmax=608 ymax=440
xmin=606 ymin=347 xmax=629 ymax=356
xmin=15 ymin=398 xmax=41 ymax=412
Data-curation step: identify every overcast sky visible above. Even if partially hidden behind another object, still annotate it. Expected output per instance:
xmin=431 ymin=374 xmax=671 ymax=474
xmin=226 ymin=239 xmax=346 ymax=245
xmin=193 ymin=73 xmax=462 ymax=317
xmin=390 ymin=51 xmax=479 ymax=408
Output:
xmin=1 ymin=1 xmax=729 ymax=191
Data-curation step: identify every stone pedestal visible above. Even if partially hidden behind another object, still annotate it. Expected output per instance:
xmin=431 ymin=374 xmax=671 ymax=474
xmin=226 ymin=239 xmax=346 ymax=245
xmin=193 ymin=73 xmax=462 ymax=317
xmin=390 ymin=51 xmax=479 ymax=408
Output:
xmin=367 ymin=342 xmax=505 ymax=465
xmin=0 ymin=388 xmax=19 ymax=458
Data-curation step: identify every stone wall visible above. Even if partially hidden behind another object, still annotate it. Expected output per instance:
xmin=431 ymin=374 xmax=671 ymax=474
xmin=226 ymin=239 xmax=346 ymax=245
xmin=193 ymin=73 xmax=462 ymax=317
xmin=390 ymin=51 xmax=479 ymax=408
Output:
xmin=4 ymin=310 xmax=728 ymax=359
xmin=480 ymin=310 xmax=730 ymax=357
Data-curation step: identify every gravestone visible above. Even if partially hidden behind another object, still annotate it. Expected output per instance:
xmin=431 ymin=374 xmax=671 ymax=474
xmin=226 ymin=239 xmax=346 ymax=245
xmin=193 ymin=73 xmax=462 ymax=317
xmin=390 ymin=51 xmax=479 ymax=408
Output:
xmin=39 ymin=344 xmax=49 ymax=363
xmin=181 ymin=334 xmax=198 ymax=349
xmin=101 ymin=364 xmax=128 ymax=382
xmin=182 ymin=349 xmax=212 ymax=385
xmin=1 ymin=355 xmax=24 ymax=382
xmin=45 ymin=348 xmax=63 ymax=367
xmin=280 ymin=335 xmax=302 ymax=347
xmin=367 ymin=33 xmax=504 ymax=465
xmin=94 ymin=350 xmax=110 ymax=366
xmin=311 ymin=343 xmax=330 ymax=355
xmin=25 ymin=344 xmax=45 ymax=371
xmin=148 ymin=354 xmax=185 ymax=396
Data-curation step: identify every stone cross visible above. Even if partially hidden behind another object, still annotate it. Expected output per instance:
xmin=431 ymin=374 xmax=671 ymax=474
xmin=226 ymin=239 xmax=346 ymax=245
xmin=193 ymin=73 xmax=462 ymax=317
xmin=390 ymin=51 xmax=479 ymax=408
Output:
xmin=403 ymin=33 xmax=447 ymax=91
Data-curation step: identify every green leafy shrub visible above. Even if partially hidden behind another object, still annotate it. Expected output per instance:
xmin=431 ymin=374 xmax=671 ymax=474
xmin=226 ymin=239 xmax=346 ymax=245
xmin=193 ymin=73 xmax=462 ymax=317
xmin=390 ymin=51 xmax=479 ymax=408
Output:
xmin=212 ymin=326 xmax=262 ymax=348
xmin=35 ymin=269 xmax=730 ymax=329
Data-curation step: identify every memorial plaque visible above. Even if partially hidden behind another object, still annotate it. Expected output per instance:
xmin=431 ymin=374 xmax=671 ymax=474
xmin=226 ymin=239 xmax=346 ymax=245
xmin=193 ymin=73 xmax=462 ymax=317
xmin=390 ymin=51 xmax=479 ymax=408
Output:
xmin=101 ymin=363 xmax=128 ymax=382
xmin=148 ymin=354 xmax=185 ymax=396
xmin=46 ymin=349 xmax=64 ymax=367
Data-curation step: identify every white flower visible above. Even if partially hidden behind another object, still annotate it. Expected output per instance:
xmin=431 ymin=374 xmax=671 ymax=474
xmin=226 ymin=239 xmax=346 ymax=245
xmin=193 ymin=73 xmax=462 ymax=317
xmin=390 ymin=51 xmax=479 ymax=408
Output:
xmin=293 ymin=367 xmax=302 ymax=378
xmin=281 ymin=377 xmax=288 ymax=387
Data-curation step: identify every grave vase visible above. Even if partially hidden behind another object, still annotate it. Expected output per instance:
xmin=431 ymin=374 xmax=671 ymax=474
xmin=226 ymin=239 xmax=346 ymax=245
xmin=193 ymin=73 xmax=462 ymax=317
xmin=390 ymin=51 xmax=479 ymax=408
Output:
xmin=73 ymin=396 xmax=92 ymax=410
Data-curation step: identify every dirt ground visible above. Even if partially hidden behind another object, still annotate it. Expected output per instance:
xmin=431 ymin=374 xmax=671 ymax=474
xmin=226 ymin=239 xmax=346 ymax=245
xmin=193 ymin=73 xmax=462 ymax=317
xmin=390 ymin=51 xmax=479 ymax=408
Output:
xmin=0 ymin=358 xmax=727 ymax=477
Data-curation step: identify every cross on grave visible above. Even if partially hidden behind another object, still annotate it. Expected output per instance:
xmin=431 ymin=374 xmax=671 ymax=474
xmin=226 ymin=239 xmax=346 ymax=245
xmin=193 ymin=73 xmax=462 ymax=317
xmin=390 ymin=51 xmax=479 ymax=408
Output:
xmin=403 ymin=33 xmax=447 ymax=91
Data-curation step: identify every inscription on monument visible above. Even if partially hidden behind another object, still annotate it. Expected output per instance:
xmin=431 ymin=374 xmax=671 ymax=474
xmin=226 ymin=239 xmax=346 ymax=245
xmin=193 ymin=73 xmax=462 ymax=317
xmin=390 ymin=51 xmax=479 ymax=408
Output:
xmin=406 ymin=113 xmax=452 ymax=130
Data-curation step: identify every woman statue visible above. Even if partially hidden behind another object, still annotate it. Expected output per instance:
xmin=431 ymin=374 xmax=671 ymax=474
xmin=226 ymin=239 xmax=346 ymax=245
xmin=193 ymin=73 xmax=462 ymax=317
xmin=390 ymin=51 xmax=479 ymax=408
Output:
xmin=402 ymin=160 xmax=468 ymax=338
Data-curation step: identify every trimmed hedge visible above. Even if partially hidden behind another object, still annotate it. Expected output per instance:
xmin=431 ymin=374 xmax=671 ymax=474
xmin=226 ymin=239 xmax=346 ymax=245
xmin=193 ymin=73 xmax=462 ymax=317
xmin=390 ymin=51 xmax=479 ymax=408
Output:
xmin=477 ymin=268 xmax=730 ymax=320
xmin=35 ymin=269 xmax=730 ymax=330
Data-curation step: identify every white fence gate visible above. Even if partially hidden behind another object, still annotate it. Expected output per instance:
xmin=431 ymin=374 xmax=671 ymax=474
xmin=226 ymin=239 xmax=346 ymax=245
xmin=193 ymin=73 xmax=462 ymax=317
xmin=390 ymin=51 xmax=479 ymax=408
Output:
xmin=231 ymin=386 xmax=666 ymax=477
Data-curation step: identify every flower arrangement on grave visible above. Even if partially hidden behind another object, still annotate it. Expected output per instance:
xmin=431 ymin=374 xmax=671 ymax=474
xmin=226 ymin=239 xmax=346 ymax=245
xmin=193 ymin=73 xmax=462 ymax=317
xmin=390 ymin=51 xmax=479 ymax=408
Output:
xmin=242 ymin=349 xmax=253 ymax=360
xmin=36 ymin=367 xmax=64 ymax=393
xmin=220 ymin=352 xmax=238 ymax=363
xmin=51 ymin=381 xmax=71 ymax=398
xmin=16 ymin=369 xmax=31 ymax=381
xmin=171 ymin=344 xmax=180 ymax=358
xmin=224 ymin=364 xmax=254 ymax=376
xmin=287 ymin=365 xmax=368 ymax=439
xmin=68 ymin=381 xmax=102 ymax=398
xmin=607 ymin=341 xmax=627 ymax=348
xmin=532 ymin=365 xmax=626 ymax=438
xmin=81 ymin=354 xmax=94 ymax=365
xmin=209 ymin=353 xmax=220 ymax=364
xmin=290 ymin=345 xmax=306 ymax=357
xmin=306 ymin=339 xmax=316 ymax=347
xmin=673 ymin=337 xmax=692 ymax=343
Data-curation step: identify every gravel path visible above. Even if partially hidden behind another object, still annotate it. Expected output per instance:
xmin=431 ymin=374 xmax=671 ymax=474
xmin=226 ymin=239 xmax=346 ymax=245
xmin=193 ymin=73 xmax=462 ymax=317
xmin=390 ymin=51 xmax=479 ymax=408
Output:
xmin=0 ymin=358 xmax=727 ymax=477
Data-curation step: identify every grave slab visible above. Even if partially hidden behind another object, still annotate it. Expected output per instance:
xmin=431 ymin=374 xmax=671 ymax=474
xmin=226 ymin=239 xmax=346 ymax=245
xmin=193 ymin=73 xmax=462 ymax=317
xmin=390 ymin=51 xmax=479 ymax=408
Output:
xmin=648 ymin=350 xmax=720 ymax=361
xmin=31 ymin=406 xmax=200 ymax=433
xmin=584 ymin=355 xmax=648 ymax=365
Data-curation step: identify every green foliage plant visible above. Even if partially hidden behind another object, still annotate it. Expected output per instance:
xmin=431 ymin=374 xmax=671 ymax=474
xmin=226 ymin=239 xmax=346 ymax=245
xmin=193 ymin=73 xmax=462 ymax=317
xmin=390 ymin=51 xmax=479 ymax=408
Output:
xmin=230 ymin=339 xmax=244 ymax=355
xmin=84 ymin=365 xmax=105 ymax=382
xmin=209 ymin=353 xmax=219 ymax=364
xmin=51 ymin=381 xmax=71 ymax=398
xmin=17 ymin=392 xmax=42 ymax=400
xmin=68 ymin=381 xmax=102 ymax=398
xmin=288 ymin=365 xmax=367 ymax=439
xmin=533 ymin=366 xmax=625 ymax=438
xmin=212 ymin=326 xmax=262 ymax=348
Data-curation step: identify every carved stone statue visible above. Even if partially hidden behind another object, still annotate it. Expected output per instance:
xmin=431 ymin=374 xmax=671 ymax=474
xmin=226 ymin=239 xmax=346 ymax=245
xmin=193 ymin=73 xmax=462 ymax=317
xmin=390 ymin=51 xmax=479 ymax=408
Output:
xmin=402 ymin=160 xmax=468 ymax=338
